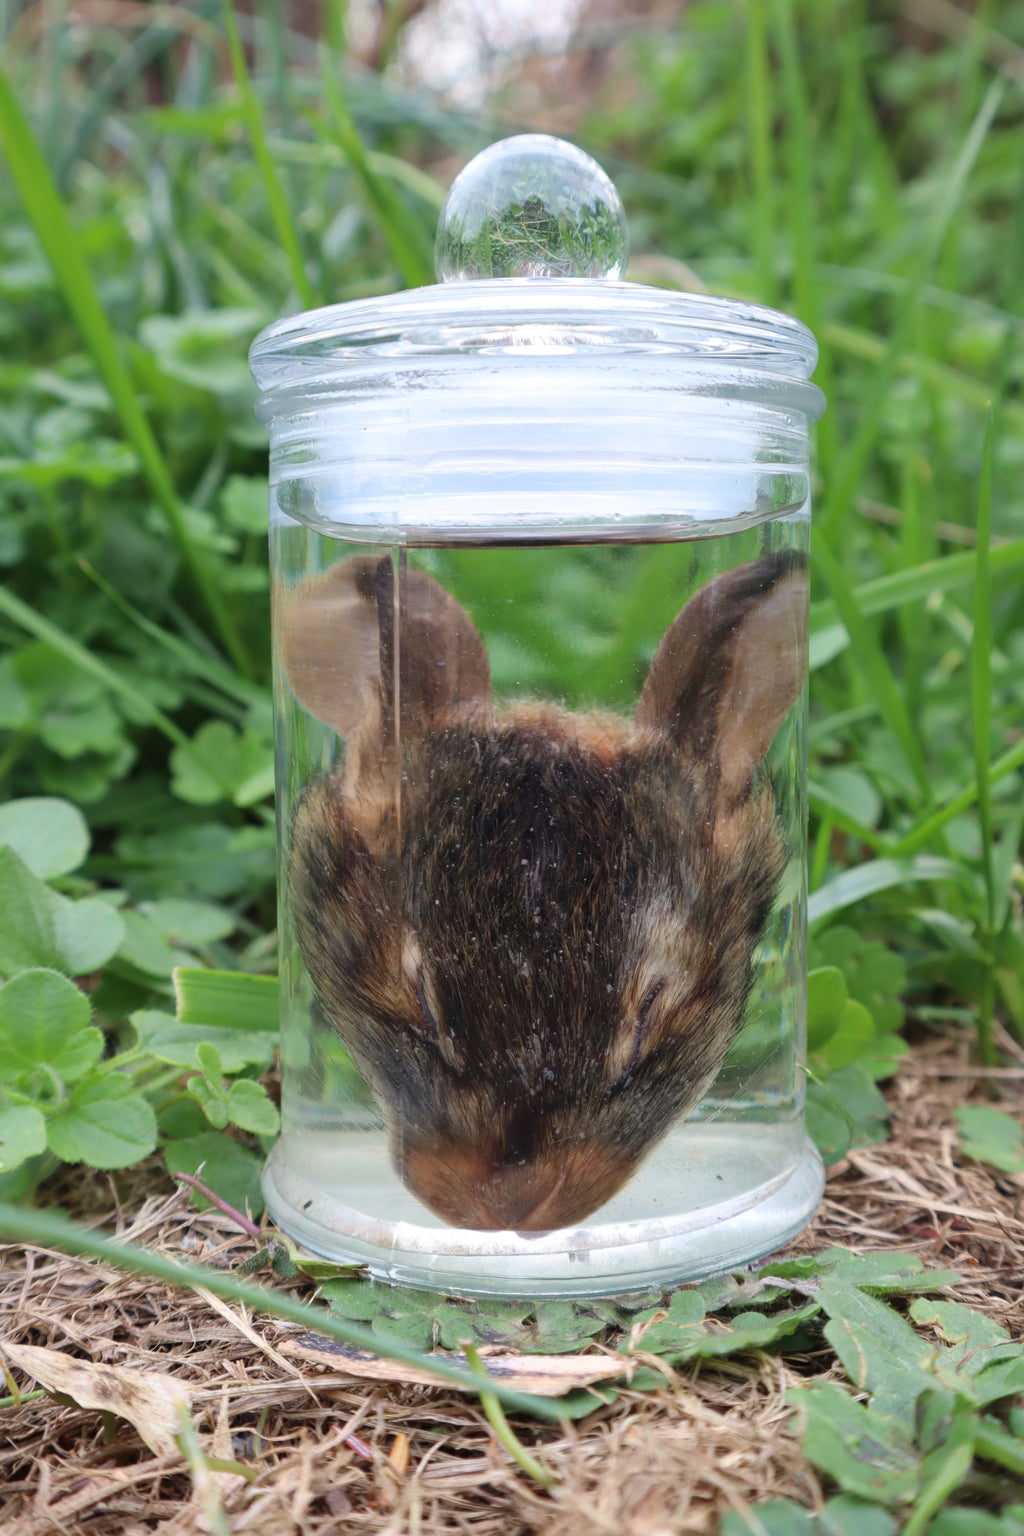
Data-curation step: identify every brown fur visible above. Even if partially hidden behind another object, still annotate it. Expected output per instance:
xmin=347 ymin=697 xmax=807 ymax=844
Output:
xmin=283 ymin=553 xmax=807 ymax=1232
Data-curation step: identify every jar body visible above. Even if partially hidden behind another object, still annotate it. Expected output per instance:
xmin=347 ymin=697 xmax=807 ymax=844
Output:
xmin=254 ymin=280 xmax=825 ymax=1294
xmin=265 ymin=508 xmax=821 ymax=1295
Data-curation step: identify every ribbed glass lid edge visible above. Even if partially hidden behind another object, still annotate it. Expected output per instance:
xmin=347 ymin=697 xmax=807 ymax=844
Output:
xmin=249 ymin=280 xmax=820 ymax=384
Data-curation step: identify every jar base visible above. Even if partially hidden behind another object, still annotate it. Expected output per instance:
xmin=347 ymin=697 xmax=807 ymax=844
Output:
xmin=261 ymin=1136 xmax=824 ymax=1298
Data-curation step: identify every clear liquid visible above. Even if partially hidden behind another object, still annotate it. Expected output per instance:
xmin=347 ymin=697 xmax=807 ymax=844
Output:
xmin=268 ymin=515 xmax=814 ymax=1292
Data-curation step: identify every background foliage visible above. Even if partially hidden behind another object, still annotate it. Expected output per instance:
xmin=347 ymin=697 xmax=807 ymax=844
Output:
xmin=1 ymin=1 xmax=1024 ymax=1527
xmin=0 ymin=0 xmax=1022 ymax=1186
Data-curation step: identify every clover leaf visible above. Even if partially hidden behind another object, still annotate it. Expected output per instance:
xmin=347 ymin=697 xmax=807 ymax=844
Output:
xmin=0 ymin=967 xmax=102 ymax=1083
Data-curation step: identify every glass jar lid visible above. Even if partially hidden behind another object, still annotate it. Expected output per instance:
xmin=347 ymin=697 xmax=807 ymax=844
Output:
xmin=250 ymin=136 xmax=824 ymax=544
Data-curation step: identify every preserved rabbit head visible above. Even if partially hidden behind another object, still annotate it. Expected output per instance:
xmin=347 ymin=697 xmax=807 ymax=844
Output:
xmin=278 ymin=550 xmax=807 ymax=1232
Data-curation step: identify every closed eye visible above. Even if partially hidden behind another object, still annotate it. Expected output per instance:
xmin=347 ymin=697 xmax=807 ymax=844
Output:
xmin=625 ymin=978 xmax=667 ymax=1071
xmin=415 ymin=973 xmax=441 ymax=1043
xmin=638 ymin=978 xmax=667 ymax=1029
xmin=414 ymin=971 xmax=462 ymax=1069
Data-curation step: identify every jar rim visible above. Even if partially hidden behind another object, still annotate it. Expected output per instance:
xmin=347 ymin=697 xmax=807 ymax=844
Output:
xmin=249 ymin=279 xmax=821 ymax=391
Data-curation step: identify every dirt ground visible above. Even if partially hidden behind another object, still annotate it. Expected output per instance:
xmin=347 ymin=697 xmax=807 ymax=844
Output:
xmin=3 ymin=1022 xmax=1023 ymax=1536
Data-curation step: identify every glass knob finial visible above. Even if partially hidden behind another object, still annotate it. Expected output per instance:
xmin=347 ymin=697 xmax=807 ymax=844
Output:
xmin=435 ymin=134 xmax=629 ymax=283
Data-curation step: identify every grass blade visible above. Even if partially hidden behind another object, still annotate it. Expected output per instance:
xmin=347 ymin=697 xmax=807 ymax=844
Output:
xmin=772 ymin=0 xmax=837 ymax=476
xmin=972 ymin=412 xmax=996 ymax=933
xmin=972 ymin=412 xmax=997 ymax=1065
xmin=892 ymin=736 xmax=1024 ymax=857
xmin=823 ymin=318 xmax=1024 ymax=435
xmin=743 ymin=0 xmax=776 ymax=306
xmin=174 ymin=968 xmax=279 ymax=1031
xmin=222 ymin=0 xmax=316 ymax=309
xmin=807 ymin=856 xmax=964 ymax=929
xmin=463 ymin=1343 xmax=554 ymax=1489
xmin=0 ymin=63 xmax=249 ymax=677
xmin=78 ymin=558 xmax=267 ymax=712
xmin=0 ymin=1203 xmax=564 ymax=1419
xmin=807 ymin=782 xmax=886 ymax=854
xmin=811 ymin=535 xmax=931 ymax=801
xmin=318 ymin=48 xmax=435 ymax=288
xmin=818 ymin=76 xmax=1004 ymax=542
xmin=0 ymin=586 xmax=237 ymax=800
xmin=809 ymin=536 xmax=1024 ymax=640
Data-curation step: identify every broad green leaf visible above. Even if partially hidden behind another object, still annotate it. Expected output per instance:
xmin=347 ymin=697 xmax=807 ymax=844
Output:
xmin=115 ymin=910 xmax=176 ymax=978
xmin=817 ymin=1001 xmax=875 ymax=1073
xmin=520 ymin=1301 xmax=607 ymax=1355
xmin=818 ymin=1281 xmax=937 ymax=1416
xmin=721 ymin=1498 xmax=817 ymax=1535
xmin=434 ymin=1298 xmax=536 ymax=1352
xmin=221 ymin=475 xmax=269 ymax=535
xmin=157 ymin=1098 xmax=210 ymax=1140
xmin=863 ymin=1035 xmax=909 ymax=1081
xmin=690 ymin=1304 xmax=821 ymax=1357
xmin=927 ymin=1513 xmax=1024 ymax=1536
xmin=225 ymin=1078 xmax=280 ymax=1136
xmin=173 ymin=968 xmax=279 ymax=1032
xmin=805 ymin=1079 xmax=854 ymax=1165
xmin=818 ymin=1065 xmax=890 ymax=1151
xmin=163 ymin=1132 xmax=264 ymax=1218
xmin=820 ymin=1495 xmax=899 ymax=1536
xmin=722 ymin=1500 xmax=899 ymax=1536
xmin=626 ymin=1291 xmax=818 ymax=1361
xmin=955 ymin=1105 xmax=1024 ymax=1174
xmin=0 ymin=1104 xmax=47 ymax=1172
xmin=322 ymin=1277 xmax=411 ymax=1321
xmin=806 ymin=966 xmax=849 ymax=1051
xmin=47 ymin=1076 xmax=157 ymax=1168
xmin=51 ymin=894 xmax=125 ymax=976
xmin=138 ymin=308 xmax=264 ymax=397
xmin=0 ymin=844 xmax=59 ymax=972
xmin=909 ymin=1298 xmax=1014 ymax=1365
xmin=814 ymin=1250 xmax=961 ymax=1296
xmin=371 ymin=1309 xmax=435 ymax=1350
xmin=909 ymin=1298 xmax=1024 ymax=1405
xmin=115 ymin=823 xmax=275 ymax=901
xmin=131 ymin=1011 xmax=276 ymax=1073
xmin=0 ymin=846 xmax=124 ymax=977
xmin=0 ymin=797 xmax=89 ymax=878
xmin=142 ymin=900 xmax=236 ymax=947
xmin=816 ymin=766 xmax=882 ymax=830
xmin=188 ymin=1075 xmax=230 ymax=1129
xmin=807 ymin=929 xmax=907 ymax=1037
xmin=788 ymin=1381 xmax=919 ymax=1504
xmin=0 ymin=967 xmax=101 ymax=1082
xmin=196 ymin=1042 xmax=223 ymax=1079
xmin=169 ymin=720 xmax=273 ymax=807
xmin=908 ymin=1434 xmax=976 ymax=1536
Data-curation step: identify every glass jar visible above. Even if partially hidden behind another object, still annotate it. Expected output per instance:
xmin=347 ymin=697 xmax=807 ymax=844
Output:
xmin=250 ymin=137 xmax=826 ymax=1296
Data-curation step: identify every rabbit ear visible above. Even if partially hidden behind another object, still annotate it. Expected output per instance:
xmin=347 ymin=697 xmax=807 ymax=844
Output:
xmin=636 ymin=552 xmax=808 ymax=802
xmin=276 ymin=556 xmax=491 ymax=739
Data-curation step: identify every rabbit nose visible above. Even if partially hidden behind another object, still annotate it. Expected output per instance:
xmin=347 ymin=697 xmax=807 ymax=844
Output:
xmin=399 ymin=1139 xmax=636 ymax=1232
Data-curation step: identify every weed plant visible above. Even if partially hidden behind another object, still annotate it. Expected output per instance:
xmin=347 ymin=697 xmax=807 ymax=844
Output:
xmin=1 ymin=2 xmax=1023 ymax=1527
xmin=0 ymin=0 xmax=1021 ymax=1178
xmin=0 ymin=0 xmax=1019 ymax=1163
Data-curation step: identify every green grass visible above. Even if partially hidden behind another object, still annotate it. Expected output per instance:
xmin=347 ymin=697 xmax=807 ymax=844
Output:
xmin=0 ymin=0 xmax=1016 ymax=1181
xmin=0 ymin=0 xmax=1022 ymax=1524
